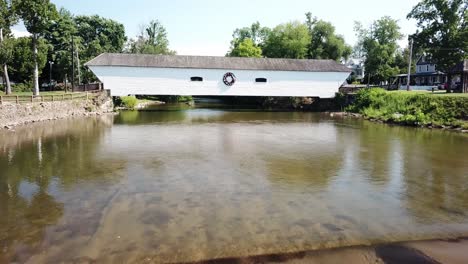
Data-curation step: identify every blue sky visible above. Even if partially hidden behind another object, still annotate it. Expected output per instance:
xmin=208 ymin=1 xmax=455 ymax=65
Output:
xmin=13 ymin=0 xmax=422 ymax=56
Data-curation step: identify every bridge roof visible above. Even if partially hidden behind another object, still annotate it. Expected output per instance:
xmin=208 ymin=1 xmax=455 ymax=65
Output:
xmin=85 ymin=53 xmax=350 ymax=73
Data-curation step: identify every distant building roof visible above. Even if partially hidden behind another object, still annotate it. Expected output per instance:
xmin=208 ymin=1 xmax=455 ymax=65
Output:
xmin=85 ymin=53 xmax=351 ymax=73
xmin=416 ymin=56 xmax=435 ymax=66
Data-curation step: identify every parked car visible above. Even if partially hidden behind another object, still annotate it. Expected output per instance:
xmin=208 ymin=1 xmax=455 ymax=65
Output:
xmin=41 ymin=80 xmax=57 ymax=87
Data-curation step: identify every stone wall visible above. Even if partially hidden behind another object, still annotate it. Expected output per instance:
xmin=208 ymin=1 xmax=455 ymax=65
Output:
xmin=0 ymin=92 xmax=113 ymax=128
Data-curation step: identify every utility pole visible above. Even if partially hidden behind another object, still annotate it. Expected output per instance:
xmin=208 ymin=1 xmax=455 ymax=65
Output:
xmin=71 ymin=36 xmax=75 ymax=92
xmin=76 ymin=47 xmax=81 ymax=85
xmin=407 ymin=38 xmax=413 ymax=91
xmin=49 ymin=61 xmax=54 ymax=91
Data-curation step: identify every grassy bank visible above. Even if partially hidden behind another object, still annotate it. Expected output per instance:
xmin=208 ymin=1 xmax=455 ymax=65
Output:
xmin=347 ymin=88 xmax=468 ymax=129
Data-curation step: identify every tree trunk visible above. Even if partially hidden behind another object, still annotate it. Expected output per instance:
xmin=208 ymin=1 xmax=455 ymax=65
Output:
xmin=32 ymin=34 xmax=40 ymax=96
xmin=0 ymin=28 xmax=12 ymax=95
xmin=447 ymin=73 xmax=452 ymax=93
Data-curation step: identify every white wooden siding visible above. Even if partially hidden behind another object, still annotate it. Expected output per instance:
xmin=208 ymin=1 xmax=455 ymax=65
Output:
xmin=89 ymin=66 xmax=350 ymax=98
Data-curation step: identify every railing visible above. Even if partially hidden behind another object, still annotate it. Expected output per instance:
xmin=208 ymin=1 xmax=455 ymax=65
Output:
xmin=74 ymin=83 xmax=103 ymax=92
xmin=0 ymin=91 xmax=102 ymax=105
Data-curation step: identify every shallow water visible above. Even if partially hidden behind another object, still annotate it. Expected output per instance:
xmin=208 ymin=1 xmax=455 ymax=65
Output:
xmin=1 ymin=104 xmax=468 ymax=263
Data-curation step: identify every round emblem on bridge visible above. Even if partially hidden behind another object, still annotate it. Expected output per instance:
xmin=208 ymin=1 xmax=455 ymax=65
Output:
xmin=223 ymin=72 xmax=236 ymax=86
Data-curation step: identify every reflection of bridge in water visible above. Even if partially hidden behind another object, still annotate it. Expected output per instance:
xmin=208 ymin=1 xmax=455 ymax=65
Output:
xmin=85 ymin=53 xmax=351 ymax=98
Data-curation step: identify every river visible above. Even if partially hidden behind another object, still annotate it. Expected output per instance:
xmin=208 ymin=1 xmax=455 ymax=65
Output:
xmin=1 ymin=100 xmax=468 ymax=263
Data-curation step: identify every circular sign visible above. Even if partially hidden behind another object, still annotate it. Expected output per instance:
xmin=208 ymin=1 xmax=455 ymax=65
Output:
xmin=223 ymin=72 xmax=236 ymax=86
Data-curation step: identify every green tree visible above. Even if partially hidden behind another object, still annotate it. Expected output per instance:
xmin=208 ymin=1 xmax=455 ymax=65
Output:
xmin=407 ymin=0 xmax=468 ymax=73
xmin=74 ymin=15 xmax=126 ymax=83
xmin=0 ymin=0 xmax=17 ymax=94
xmin=228 ymin=38 xmax=262 ymax=58
xmin=355 ymin=17 xmax=403 ymax=84
xmin=43 ymin=8 xmax=77 ymax=83
xmin=14 ymin=0 xmax=58 ymax=95
xmin=127 ymin=20 xmax=175 ymax=55
xmin=308 ymin=19 xmax=352 ymax=61
xmin=394 ymin=46 xmax=421 ymax=75
xmin=8 ymin=37 xmax=48 ymax=85
xmin=263 ymin=21 xmax=311 ymax=59
xmin=226 ymin=22 xmax=271 ymax=57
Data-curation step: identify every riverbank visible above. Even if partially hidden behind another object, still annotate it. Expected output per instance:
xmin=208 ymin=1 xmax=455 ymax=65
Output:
xmin=179 ymin=237 xmax=468 ymax=264
xmin=346 ymin=88 xmax=468 ymax=132
xmin=0 ymin=91 xmax=114 ymax=129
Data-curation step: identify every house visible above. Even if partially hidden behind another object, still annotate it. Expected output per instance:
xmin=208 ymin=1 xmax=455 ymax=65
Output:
xmin=413 ymin=56 xmax=446 ymax=86
xmin=451 ymin=60 xmax=468 ymax=93
xmin=85 ymin=53 xmax=351 ymax=98
xmin=390 ymin=56 xmax=447 ymax=90
xmin=345 ymin=58 xmax=365 ymax=82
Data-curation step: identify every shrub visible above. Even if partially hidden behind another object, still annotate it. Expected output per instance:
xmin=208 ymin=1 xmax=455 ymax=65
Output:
xmin=347 ymin=89 xmax=468 ymax=128
xmin=12 ymin=82 xmax=33 ymax=93
xmin=119 ymin=96 xmax=138 ymax=109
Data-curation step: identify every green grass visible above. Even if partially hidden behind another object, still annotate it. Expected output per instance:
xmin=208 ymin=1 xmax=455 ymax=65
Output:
xmin=347 ymin=88 xmax=468 ymax=129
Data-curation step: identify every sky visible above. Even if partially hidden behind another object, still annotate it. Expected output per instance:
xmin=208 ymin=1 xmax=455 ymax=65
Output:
xmin=13 ymin=0 xmax=422 ymax=56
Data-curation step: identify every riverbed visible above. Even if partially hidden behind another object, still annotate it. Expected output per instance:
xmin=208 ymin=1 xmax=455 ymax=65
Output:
xmin=1 ymin=101 xmax=468 ymax=263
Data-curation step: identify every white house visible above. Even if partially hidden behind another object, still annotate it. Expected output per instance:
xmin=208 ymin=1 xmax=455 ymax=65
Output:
xmin=392 ymin=56 xmax=447 ymax=90
xmin=345 ymin=58 xmax=365 ymax=82
xmin=85 ymin=53 xmax=351 ymax=98
xmin=414 ymin=56 xmax=446 ymax=86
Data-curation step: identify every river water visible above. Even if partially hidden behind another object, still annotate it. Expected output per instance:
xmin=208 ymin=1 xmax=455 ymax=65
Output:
xmin=1 ymin=101 xmax=468 ymax=263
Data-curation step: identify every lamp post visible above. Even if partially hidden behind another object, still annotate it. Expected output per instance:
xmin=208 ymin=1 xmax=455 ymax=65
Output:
xmin=49 ymin=61 xmax=54 ymax=91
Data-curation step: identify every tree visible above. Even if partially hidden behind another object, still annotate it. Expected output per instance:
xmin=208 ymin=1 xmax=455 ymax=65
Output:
xmin=227 ymin=22 xmax=271 ymax=56
xmin=43 ymin=8 xmax=77 ymax=83
xmin=0 ymin=0 xmax=17 ymax=94
xmin=228 ymin=38 xmax=262 ymax=58
xmin=8 ymin=37 xmax=48 ymax=85
xmin=235 ymin=22 xmax=271 ymax=45
xmin=127 ymin=20 xmax=175 ymax=55
xmin=74 ymin=15 xmax=126 ymax=83
xmin=354 ymin=17 xmax=404 ymax=84
xmin=308 ymin=20 xmax=352 ymax=61
xmin=14 ymin=0 xmax=58 ymax=95
xmin=263 ymin=21 xmax=311 ymax=59
xmin=407 ymin=0 xmax=467 ymax=73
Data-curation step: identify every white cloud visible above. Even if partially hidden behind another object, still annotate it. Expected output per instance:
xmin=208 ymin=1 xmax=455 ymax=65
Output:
xmin=11 ymin=29 xmax=30 ymax=38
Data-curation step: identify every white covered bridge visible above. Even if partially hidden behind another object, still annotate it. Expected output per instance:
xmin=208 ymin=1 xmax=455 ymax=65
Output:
xmin=85 ymin=53 xmax=351 ymax=98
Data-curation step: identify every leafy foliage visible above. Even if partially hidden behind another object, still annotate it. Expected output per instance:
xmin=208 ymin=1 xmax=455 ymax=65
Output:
xmin=14 ymin=0 xmax=58 ymax=95
xmin=263 ymin=21 xmax=311 ymax=59
xmin=119 ymin=96 xmax=138 ymax=109
xmin=126 ymin=20 xmax=175 ymax=55
xmin=354 ymin=17 xmax=403 ymax=84
xmin=8 ymin=37 xmax=49 ymax=84
xmin=228 ymin=17 xmax=352 ymax=61
xmin=227 ymin=22 xmax=270 ymax=56
xmin=348 ymin=88 xmax=468 ymax=127
xmin=74 ymin=15 xmax=126 ymax=83
xmin=0 ymin=36 xmax=14 ymax=65
xmin=228 ymin=38 xmax=262 ymax=58
xmin=0 ymin=0 xmax=17 ymax=94
xmin=306 ymin=14 xmax=352 ymax=61
xmin=14 ymin=0 xmax=58 ymax=35
xmin=408 ymin=0 xmax=468 ymax=72
xmin=42 ymin=8 xmax=77 ymax=82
